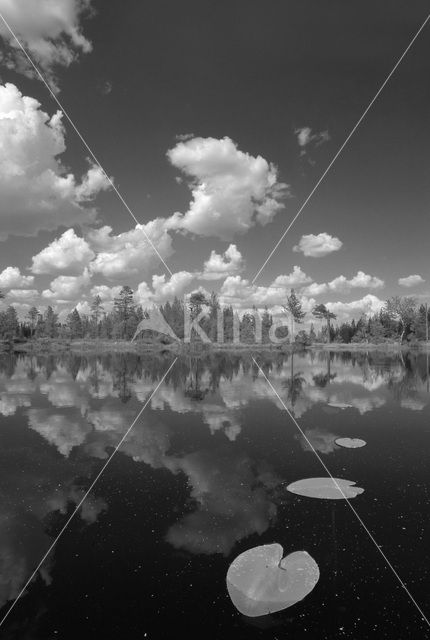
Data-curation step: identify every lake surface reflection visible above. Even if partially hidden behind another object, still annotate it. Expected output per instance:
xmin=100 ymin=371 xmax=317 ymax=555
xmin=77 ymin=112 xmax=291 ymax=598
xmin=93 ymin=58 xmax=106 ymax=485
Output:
xmin=1 ymin=350 xmax=430 ymax=638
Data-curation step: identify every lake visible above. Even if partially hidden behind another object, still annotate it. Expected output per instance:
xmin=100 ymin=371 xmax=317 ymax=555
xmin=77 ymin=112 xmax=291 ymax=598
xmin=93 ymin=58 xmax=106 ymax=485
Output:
xmin=0 ymin=350 xmax=429 ymax=639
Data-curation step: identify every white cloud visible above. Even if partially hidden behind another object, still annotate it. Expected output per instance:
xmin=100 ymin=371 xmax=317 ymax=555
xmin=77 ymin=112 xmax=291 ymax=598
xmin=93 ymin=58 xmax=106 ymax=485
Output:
xmin=217 ymin=267 xmax=312 ymax=311
xmin=328 ymin=271 xmax=384 ymax=293
xmin=42 ymin=268 xmax=90 ymax=301
xmin=136 ymin=271 xmax=195 ymax=307
xmin=0 ymin=0 xmax=93 ymax=90
xmin=398 ymin=274 xmax=425 ymax=288
xmin=88 ymin=220 xmax=174 ymax=280
xmin=293 ymin=233 xmax=342 ymax=257
xmin=326 ymin=294 xmax=385 ymax=321
xmin=271 ymin=266 xmax=312 ymax=287
xmin=303 ymin=271 xmax=384 ymax=296
xmin=167 ymin=136 xmax=288 ymax=239
xmin=200 ymin=244 xmax=243 ymax=280
xmin=0 ymin=83 xmax=109 ymax=239
xmin=0 ymin=267 xmax=33 ymax=288
xmin=7 ymin=288 xmax=39 ymax=300
xmin=89 ymin=284 xmax=122 ymax=306
xmin=347 ymin=271 xmax=384 ymax=289
xmin=302 ymin=282 xmax=328 ymax=296
xmin=295 ymin=126 xmax=330 ymax=149
xmin=219 ymin=273 xmax=315 ymax=312
xmin=31 ymin=229 xmax=95 ymax=274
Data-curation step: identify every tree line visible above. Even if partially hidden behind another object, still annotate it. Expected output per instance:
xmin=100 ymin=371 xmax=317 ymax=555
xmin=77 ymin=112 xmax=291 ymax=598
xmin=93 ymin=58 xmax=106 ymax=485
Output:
xmin=0 ymin=286 xmax=428 ymax=344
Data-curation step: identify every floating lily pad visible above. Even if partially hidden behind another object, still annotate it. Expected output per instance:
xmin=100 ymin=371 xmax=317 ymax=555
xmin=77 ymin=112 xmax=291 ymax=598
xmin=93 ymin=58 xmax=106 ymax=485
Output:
xmin=335 ymin=437 xmax=366 ymax=449
xmin=327 ymin=402 xmax=353 ymax=410
xmin=286 ymin=477 xmax=364 ymax=500
xmin=226 ymin=543 xmax=319 ymax=617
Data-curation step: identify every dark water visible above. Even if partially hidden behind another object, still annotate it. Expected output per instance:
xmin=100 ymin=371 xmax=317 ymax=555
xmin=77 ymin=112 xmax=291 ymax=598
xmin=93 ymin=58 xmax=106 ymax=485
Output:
xmin=0 ymin=350 xmax=430 ymax=639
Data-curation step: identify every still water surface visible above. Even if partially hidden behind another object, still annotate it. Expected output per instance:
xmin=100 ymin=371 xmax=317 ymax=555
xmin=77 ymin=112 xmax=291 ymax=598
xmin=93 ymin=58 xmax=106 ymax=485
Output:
xmin=0 ymin=350 xmax=430 ymax=639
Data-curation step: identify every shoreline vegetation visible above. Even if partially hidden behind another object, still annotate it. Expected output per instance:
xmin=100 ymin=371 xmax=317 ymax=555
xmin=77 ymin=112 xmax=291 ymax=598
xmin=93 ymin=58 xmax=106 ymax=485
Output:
xmin=0 ymin=286 xmax=428 ymax=354
xmin=2 ymin=338 xmax=430 ymax=355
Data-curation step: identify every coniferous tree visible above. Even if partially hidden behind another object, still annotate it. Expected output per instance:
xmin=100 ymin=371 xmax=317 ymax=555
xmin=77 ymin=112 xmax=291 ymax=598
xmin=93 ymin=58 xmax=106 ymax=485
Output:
xmin=113 ymin=286 xmax=135 ymax=339
xmin=2 ymin=306 xmax=18 ymax=340
xmin=67 ymin=309 xmax=83 ymax=338
xmin=284 ymin=289 xmax=305 ymax=341
xmin=91 ymin=295 xmax=104 ymax=338
xmin=27 ymin=306 xmax=39 ymax=338
xmin=43 ymin=306 xmax=58 ymax=338
xmin=312 ymin=304 xmax=336 ymax=344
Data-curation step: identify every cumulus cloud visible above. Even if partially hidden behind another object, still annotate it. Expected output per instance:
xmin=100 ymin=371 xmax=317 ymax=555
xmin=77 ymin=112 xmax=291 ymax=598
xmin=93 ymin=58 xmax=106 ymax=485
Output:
xmin=303 ymin=271 xmax=384 ymax=296
xmin=217 ymin=272 xmax=386 ymax=324
xmin=7 ymin=288 xmax=39 ymax=301
xmin=31 ymin=229 xmax=95 ymax=274
xmin=136 ymin=271 xmax=195 ymax=307
xmin=398 ymin=274 xmax=425 ymax=288
xmin=0 ymin=83 xmax=110 ymax=239
xmin=0 ymin=267 xmax=33 ymax=288
xmin=166 ymin=136 xmax=288 ymax=239
xmin=0 ymin=0 xmax=93 ymax=90
xmin=199 ymin=244 xmax=243 ymax=280
xmin=89 ymin=284 xmax=121 ymax=305
xmin=42 ymin=268 xmax=90 ymax=301
xmin=302 ymin=282 xmax=329 ymax=296
xmin=88 ymin=221 xmax=174 ymax=280
xmin=271 ymin=266 xmax=312 ymax=287
xmin=219 ymin=271 xmax=315 ymax=311
xmin=293 ymin=232 xmax=342 ymax=257
xmin=326 ymin=294 xmax=385 ymax=321
xmin=344 ymin=271 xmax=384 ymax=289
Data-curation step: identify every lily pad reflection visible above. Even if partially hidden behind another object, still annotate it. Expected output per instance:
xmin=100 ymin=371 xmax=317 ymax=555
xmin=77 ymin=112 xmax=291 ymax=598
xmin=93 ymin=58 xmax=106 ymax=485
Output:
xmin=226 ymin=543 xmax=319 ymax=617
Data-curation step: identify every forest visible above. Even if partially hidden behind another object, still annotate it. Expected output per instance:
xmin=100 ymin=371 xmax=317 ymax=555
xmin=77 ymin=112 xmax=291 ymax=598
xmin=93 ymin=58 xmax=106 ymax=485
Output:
xmin=0 ymin=286 xmax=428 ymax=346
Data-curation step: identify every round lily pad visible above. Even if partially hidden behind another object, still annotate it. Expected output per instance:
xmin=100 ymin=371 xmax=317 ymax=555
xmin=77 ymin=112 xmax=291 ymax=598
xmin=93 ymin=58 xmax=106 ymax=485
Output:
xmin=335 ymin=437 xmax=366 ymax=449
xmin=226 ymin=543 xmax=319 ymax=617
xmin=286 ymin=477 xmax=364 ymax=500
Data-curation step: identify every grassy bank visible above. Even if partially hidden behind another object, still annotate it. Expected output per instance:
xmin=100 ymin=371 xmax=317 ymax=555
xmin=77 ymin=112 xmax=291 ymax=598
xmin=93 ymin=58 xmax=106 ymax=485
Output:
xmin=310 ymin=341 xmax=430 ymax=351
xmin=3 ymin=338 xmax=296 ymax=355
xmin=3 ymin=338 xmax=430 ymax=355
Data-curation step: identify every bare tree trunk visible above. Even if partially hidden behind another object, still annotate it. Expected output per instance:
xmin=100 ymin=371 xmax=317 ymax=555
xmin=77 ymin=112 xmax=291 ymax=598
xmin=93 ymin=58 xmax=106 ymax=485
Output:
xmin=327 ymin=317 xmax=331 ymax=343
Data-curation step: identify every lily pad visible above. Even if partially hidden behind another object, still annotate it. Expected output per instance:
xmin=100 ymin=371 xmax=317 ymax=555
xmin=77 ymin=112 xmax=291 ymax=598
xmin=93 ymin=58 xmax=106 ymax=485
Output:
xmin=286 ymin=477 xmax=364 ymax=500
xmin=335 ymin=437 xmax=366 ymax=449
xmin=226 ymin=543 xmax=319 ymax=617
xmin=327 ymin=402 xmax=353 ymax=410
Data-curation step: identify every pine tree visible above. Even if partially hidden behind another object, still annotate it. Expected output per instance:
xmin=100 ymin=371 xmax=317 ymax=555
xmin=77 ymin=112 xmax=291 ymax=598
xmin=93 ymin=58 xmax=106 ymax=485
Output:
xmin=284 ymin=289 xmax=305 ymax=341
xmin=262 ymin=307 xmax=272 ymax=343
xmin=67 ymin=309 xmax=83 ymax=338
xmin=43 ymin=306 xmax=58 ymax=338
xmin=91 ymin=295 xmax=104 ymax=338
xmin=2 ymin=306 xmax=18 ymax=340
xmin=312 ymin=304 xmax=336 ymax=343
xmin=113 ymin=286 xmax=135 ymax=339
xmin=27 ymin=306 xmax=39 ymax=338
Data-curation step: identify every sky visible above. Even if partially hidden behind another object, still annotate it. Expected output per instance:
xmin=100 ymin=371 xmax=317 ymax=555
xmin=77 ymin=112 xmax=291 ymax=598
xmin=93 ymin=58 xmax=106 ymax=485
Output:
xmin=0 ymin=0 xmax=430 ymax=323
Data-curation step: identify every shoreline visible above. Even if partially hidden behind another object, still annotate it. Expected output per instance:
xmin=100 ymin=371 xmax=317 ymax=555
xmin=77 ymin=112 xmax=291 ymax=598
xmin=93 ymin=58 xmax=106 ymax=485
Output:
xmin=2 ymin=339 xmax=430 ymax=354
